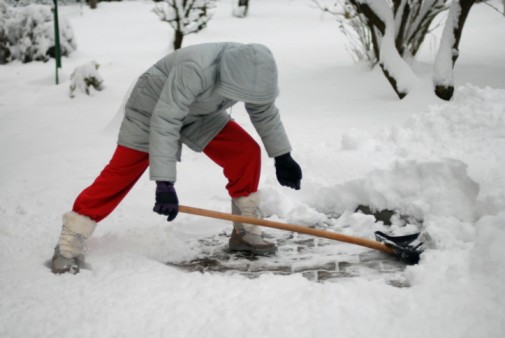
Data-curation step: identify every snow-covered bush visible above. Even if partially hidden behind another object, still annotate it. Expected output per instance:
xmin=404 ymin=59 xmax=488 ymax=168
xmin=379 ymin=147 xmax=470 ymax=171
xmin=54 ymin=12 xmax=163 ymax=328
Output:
xmin=3 ymin=0 xmax=117 ymax=4
xmin=4 ymin=0 xmax=80 ymax=5
xmin=0 ymin=0 xmax=77 ymax=64
xmin=69 ymin=61 xmax=104 ymax=98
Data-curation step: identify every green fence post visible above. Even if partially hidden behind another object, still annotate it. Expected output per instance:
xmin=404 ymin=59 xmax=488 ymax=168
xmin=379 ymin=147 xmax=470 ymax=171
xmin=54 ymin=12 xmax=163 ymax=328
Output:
xmin=53 ymin=0 xmax=62 ymax=84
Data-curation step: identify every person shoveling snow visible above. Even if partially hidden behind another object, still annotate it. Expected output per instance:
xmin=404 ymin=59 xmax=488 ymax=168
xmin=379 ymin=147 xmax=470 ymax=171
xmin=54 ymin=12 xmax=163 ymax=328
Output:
xmin=51 ymin=42 xmax=303 ymax=274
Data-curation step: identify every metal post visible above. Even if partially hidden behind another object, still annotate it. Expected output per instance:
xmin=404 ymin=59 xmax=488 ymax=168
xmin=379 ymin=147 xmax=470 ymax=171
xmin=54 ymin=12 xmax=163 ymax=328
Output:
xmin=53 ymin=0 xmax=62 ymax=84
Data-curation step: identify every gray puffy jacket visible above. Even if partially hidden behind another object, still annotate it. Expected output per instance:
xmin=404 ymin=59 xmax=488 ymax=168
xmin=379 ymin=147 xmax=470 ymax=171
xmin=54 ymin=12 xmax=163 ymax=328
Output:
xmin=118 ymin=42 xmax=292 ymax=182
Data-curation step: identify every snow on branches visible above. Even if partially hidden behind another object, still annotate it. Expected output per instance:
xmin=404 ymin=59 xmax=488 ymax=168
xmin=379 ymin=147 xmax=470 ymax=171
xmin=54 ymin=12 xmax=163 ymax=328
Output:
xmin=315 ymin=0 xmax=477 ymax=100
xmin=0 ymin=0 xmax=76 ymax=64
xmin=153 ymin=0 xmax=216 ymax=50
xmin=353 ymin=0 xmax=420 ymax=99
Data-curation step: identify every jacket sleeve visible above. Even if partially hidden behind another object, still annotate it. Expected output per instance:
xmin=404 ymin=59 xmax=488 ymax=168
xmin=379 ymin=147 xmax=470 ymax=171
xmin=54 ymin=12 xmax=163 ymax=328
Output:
xmin=149 ymin=62 xmax=204 ymax=182
xmin=245 ymin=102 xmax=292 ymax=158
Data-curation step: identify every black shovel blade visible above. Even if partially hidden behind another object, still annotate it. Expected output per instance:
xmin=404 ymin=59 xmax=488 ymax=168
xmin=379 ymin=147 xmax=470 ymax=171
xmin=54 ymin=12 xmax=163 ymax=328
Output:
xmin=375 ymin=231 xmax=423 ymax=265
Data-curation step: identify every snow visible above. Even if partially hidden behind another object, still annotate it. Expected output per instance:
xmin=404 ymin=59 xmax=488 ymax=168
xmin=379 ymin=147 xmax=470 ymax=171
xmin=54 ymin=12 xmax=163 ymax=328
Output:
xmin=1 ymin=0 xmax=505 ymax=337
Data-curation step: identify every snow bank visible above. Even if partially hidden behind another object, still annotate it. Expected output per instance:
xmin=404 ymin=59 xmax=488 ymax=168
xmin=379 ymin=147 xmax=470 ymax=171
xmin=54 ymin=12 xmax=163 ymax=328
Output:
xmin=336 ymin=85 xmax=505 ymax=217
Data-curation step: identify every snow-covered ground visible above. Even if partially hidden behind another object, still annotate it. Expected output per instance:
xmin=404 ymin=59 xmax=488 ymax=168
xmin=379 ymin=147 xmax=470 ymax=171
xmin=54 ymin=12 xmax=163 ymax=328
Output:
xmin=1 ymin=1 xmax=505 ymax=337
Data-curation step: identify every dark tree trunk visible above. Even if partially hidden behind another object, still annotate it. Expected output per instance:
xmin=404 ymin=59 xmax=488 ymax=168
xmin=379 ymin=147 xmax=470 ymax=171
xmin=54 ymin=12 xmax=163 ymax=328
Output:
xmin=234 ymin=0 xmax=249 ymax=18
xmin=89 ymin=0 xmax=97 ymax=10
xmin=395 ymin=1 xmax=410 ymax=56
xmin=173 ymin=30 xmax=184 ymax=50
xmin=434 ymin=0 xmax=475 ymax=100
xmin=434 ymin=85 xmax=454 ymax=101
xmin=451 ymin=0 xmax=475 ymax=62
xmin=0 ymin=44 xmax=10 ymax=65
xmin=380 ymin=65 xmax=407 ymax=99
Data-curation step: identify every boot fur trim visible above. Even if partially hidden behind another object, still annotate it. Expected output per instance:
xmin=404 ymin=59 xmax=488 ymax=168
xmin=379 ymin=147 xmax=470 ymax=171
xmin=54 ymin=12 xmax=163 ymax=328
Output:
xmin=62 ymin=211 xmax=97 ymax=239
xmin=233 ymin=191 xmax=261 ymax=209
xmin=232 ymin=191 xmax=262 ymax=235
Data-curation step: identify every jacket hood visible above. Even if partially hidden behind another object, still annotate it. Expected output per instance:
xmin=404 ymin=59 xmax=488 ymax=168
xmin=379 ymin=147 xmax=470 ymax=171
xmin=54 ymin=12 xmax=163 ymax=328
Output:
xmin=216 ymin=44 xmax=279 ymax=104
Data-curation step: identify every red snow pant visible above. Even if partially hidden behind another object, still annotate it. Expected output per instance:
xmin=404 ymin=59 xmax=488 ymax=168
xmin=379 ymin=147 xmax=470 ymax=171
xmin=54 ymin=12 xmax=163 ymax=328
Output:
xmin=72 ymin=121 xmax=261 ymax=222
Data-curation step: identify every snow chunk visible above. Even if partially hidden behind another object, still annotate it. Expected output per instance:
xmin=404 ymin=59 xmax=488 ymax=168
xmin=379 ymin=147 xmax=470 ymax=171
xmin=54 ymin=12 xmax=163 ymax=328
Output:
xmin=341 ymin=128 xmax=373 ymax=150
xmin=472 ymin=211 xmax=505 ymax=277
xmin=362 ymin=159 xmax=480 ymax=222
xmin=69 ymin=61 xmax=104 ymax=98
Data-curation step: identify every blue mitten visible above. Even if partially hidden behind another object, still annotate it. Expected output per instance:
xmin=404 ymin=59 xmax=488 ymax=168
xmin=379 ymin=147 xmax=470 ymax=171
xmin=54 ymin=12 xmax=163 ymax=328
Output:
xmin=274 ymin=153 xmax=302 ymax=190
xmin=153 ymin=181 xmax=179 ymax=221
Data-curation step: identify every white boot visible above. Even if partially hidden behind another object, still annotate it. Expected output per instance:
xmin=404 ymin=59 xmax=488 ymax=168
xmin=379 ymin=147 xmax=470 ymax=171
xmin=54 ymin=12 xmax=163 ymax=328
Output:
xmin=229 ymin=192 xmax=276 ymax=255
xmin=51 ymin=211 xmax=96 ymax=274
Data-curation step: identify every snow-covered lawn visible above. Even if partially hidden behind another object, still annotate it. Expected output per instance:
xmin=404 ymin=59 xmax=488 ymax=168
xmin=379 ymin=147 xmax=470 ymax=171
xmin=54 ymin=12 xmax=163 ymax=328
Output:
xmin=1 ymin=1 xmax=504 ymax=337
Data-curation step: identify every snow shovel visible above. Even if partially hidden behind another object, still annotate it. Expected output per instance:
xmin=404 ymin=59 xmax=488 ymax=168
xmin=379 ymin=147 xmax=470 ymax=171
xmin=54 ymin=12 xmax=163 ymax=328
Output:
xmin=178 ymin=205 xmax=423 ymax=265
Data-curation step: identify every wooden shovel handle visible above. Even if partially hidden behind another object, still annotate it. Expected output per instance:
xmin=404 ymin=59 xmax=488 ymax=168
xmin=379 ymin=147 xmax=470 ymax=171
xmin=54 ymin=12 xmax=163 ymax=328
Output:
xmin=179 ymin=205 xmax=395 ymax=255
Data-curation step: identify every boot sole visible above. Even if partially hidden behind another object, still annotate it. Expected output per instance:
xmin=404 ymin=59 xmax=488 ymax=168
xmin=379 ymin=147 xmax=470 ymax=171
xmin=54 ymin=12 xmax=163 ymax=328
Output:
xmin=50 ymin=255 xmax=80 ymax=275
xmin=229 ymin=243 xmax=277 ymax=256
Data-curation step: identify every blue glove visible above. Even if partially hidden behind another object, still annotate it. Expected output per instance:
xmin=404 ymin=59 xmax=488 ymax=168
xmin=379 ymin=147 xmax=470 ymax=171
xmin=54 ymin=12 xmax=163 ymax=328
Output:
xmin=153 ymin=181 xmax=179 ymax=221
xmin=274 ymin=153 xmax=302 ymax=190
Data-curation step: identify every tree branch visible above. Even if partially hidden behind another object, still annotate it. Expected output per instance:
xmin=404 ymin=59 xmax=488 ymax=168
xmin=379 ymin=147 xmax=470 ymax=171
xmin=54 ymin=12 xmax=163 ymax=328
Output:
xmin=348 ymin=0 xmax=386 ymax=35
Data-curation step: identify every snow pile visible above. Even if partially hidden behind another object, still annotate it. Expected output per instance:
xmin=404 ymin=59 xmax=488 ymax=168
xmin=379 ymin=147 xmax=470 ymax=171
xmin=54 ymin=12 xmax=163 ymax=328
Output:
xmin=268 ymin=85 xmax=505 ymax=286
xmin=348 ymin=86 xmax=504 ymax=245
xmin=269 ymin=86 xmax=504 ymax=232
xmin=309 ymin=159 xmax=479 ymax=221
xmin=335 ymin=85 xmax=505 ymax=304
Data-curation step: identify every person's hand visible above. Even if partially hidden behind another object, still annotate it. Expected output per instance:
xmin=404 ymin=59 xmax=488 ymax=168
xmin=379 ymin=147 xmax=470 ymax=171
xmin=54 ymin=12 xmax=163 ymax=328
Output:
xmin=274 ymin=153 xmax=302 ymax=190
xmin=153 ymin=181 xmax=179 ymax=221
